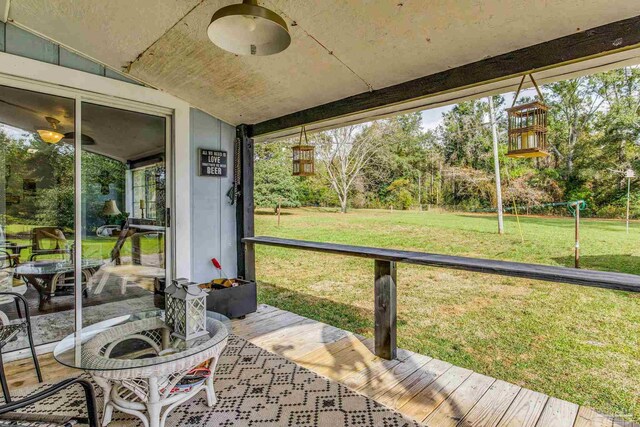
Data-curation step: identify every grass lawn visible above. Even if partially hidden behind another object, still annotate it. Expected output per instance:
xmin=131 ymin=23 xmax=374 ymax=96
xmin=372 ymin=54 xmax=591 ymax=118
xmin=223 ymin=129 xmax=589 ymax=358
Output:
xmin=255 ymin=207 xmax=640 ymax=421
xmin=4 ymin=223 xmax=162 ymax=262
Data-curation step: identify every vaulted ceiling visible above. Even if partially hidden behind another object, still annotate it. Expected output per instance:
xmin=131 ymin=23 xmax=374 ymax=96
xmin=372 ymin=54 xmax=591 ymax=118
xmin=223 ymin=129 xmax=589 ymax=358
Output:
xmin=7 ymin=1 xmax=640 ymax=127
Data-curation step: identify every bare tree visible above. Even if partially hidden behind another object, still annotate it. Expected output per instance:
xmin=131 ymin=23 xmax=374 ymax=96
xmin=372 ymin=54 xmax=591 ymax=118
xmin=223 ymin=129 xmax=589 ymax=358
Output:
xmin=315 ymin=123 xmax=388 ymax=213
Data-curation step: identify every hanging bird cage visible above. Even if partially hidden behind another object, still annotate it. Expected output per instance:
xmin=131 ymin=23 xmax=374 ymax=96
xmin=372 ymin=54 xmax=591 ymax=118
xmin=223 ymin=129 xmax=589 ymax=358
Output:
xmin=292 ymin=126 xmax=314 ymax=176
xmin=506 ymin=74 xmax=549 ymax=159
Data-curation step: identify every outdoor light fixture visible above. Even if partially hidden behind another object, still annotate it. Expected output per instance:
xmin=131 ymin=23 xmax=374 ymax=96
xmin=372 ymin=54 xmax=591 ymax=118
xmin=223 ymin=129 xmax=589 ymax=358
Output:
xmin=62 ymin=132 xmax=96 ymax=146
xmin=207 ymin=0 xmax=291 ymax=56
xmin=101 ymin=200 xmax=121 ymax=217
xmin=36 ymin=117 xmax=64 ymax=144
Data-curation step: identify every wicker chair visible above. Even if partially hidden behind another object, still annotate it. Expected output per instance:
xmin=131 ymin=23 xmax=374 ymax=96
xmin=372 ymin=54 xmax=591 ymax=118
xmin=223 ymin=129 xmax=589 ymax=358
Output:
xmin=30 ymin=228 xmax=70 ymax=260
xmin=0 ymin=252 xmax=18 ymax=271
xmin=0 ymin=377 xmax=99 ymax=426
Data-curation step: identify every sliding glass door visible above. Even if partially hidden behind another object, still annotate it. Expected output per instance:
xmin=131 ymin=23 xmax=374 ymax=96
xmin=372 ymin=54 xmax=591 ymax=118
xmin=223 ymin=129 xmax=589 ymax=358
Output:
xmin=0 ymin=81 xmax=172 ymax=351
xmin=80 ymin=102 xmax=170 ymax=327
xmin=0 ymin=84 xmax=77 ymax=351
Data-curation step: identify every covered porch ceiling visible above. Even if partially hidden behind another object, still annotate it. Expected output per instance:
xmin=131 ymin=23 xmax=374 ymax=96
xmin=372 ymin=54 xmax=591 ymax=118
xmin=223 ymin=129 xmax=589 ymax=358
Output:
xmin=4 ymin=1 xmax=640 ymax=139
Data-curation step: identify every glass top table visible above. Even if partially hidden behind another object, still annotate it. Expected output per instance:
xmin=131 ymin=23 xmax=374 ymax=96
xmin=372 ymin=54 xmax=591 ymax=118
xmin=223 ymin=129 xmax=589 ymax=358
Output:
xmin=53 ymin=309 xmax=230 ymax=372
xmin=14 ymin=259 xmax=105 ymax=310
xmin=14 ymin=259 xmax=103 ymax=275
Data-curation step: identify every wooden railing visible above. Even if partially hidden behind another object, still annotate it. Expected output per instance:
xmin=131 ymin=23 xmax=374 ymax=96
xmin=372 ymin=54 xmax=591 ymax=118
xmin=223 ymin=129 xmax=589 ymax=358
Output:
xmin=243 ymin=236 xmax=640 ymax=360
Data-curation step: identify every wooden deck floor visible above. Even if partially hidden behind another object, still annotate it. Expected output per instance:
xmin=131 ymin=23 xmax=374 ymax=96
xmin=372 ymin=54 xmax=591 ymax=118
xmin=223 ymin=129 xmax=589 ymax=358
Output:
xmin=5 ymin=304 xmax=636 ymax=427
xmin=231 ymin=305 xmax=633 ymax=427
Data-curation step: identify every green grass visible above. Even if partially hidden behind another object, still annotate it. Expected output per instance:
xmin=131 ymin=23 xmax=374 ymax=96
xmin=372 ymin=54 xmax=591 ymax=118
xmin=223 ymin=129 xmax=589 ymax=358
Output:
xmin=4 ymin=223 xmax=162 ymax=261
xmin=255 ymin=208 xmax=640 ymax=421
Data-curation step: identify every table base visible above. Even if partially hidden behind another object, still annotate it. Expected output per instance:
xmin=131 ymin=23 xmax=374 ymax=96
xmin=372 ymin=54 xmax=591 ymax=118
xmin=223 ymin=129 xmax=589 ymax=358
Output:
xmin=92 ymin=372 xmax=217 ymax=427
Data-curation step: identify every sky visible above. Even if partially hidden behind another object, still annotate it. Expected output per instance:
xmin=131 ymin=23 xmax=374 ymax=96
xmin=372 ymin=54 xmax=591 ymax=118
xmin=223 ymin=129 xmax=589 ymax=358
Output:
xmin=419 ymin=87 xmax=538 ymax=131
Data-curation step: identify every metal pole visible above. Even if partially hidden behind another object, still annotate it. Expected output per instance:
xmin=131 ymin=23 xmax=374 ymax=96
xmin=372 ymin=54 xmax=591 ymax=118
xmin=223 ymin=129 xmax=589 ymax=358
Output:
xmin=417 ymin=171 xmax=422 ymax=211
xmin=574 ymin=203 xmax=580 ymax=269
xmin=626 ymin=176 xmax=631 ymax=234
xmin=488 ymin=96 xmax=504 ymax=234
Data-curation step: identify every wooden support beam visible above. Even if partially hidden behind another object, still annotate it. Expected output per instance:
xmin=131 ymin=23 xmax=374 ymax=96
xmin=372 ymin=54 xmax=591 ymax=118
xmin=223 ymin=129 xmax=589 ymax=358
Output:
xmin=250 ymin=15 xmax=640 ymax=137
xmin=235 ymin=124 xmax=255 ymax=281
xmin=375 ymin=260 xmax=397 ymax=360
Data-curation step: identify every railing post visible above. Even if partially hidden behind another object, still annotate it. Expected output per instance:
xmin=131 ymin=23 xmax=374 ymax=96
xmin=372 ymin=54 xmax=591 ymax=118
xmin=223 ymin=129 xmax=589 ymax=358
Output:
xmin=236 ymin=124 xmax=255 ymax=282
xmin=374 ymin=259 xmax=397 ymax=360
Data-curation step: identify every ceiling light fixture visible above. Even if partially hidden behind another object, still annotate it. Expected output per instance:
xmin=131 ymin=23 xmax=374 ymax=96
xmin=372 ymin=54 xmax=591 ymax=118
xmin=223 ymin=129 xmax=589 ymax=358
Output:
xmin=36 ymin=117 xmax=64 ymax=144
xmin=62 ymin=132 xmax=96 ymax=146
xmin=207 ymin=0 xmax=291 ymax=56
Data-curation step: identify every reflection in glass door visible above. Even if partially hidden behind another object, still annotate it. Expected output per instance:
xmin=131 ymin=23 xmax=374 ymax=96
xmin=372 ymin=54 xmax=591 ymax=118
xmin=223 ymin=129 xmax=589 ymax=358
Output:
xmin=0 ymin=84 xmax=76 ymax=351
xmin=80 ymin=102 xmax=169 ymax=327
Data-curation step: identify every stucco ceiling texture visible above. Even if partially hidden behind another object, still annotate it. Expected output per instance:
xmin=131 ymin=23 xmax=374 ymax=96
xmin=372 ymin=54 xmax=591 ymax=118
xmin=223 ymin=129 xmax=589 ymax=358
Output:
xmin=8 ymin=1 xmax=640 ymax=125
xmin=9 ymin=0 xmax=202 ymax=67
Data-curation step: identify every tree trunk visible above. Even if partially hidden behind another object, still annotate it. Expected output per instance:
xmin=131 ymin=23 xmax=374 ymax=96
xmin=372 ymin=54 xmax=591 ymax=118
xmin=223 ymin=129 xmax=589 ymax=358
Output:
xmin=340 ymin=198 xmax=348 ymax=213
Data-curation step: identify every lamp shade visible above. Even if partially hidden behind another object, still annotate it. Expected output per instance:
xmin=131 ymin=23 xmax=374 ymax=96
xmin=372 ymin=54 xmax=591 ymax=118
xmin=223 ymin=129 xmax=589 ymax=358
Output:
xmin=102 ymin=200 xmax=121 ymax=216
xmin=36 ymin=129 xmax=65 ymax=144
xmin=207 ymin=0 xmax=290 ymax=56
xmin=36 ymin=116 xmax=64 ymax=144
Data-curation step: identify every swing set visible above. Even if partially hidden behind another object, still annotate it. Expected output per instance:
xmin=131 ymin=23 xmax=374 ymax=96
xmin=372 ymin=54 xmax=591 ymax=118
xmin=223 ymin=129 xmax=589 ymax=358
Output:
xmin=499 ymin=198 xmax=586 ymax=268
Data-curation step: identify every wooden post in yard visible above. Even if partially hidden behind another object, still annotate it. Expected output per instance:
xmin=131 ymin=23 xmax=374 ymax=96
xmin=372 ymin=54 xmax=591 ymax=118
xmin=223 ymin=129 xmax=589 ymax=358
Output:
xmin=574 ymin=202 xmax=580 ymax=269
xmin=626 ymin=169 xmax=634 ymax=234
xmin=417 ymin=171 xmax=422 ymax=211
xmin=277 ymin=197 xmax=281 ymax=227
xmin=374 ymin=259 xmax=397 ymax=360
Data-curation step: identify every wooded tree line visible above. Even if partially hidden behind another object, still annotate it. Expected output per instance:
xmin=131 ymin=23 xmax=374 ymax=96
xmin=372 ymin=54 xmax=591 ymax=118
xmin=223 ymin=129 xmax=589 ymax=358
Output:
xmin=0 ymin=132 xmax=126 ymax=231
xmin=255 ymin=67 xmax=640 ymax=217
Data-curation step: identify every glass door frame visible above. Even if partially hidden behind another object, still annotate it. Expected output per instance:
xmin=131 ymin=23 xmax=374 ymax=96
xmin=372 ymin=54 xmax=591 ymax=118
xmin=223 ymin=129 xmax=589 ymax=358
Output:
xmin=74 ymin=96 xmax=174 ymax=332
xmin=0 ymin=72 xmax=176 ymax=338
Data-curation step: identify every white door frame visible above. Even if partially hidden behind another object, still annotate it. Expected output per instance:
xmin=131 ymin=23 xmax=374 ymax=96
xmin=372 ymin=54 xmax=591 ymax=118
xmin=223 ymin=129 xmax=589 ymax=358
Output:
xmin=0 ymin=52 xmax=192 ymax=360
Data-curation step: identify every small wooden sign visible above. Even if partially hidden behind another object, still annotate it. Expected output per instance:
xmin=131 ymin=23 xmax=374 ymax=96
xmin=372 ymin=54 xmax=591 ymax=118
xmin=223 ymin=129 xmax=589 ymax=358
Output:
xmin=199 ymin=149 xmax=227 ymax=177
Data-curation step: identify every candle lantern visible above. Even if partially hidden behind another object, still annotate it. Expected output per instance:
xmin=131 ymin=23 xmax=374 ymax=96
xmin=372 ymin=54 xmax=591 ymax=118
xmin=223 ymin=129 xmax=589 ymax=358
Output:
xmin=292 ymin=126 xmax=315 ymax=176
xmin=164 ymin=278 xmax=182 ymax=330
xmin=165 ymin=278 xmax=208 ymax=341
xmin=506 ymin=74 xmax=549 ymax=159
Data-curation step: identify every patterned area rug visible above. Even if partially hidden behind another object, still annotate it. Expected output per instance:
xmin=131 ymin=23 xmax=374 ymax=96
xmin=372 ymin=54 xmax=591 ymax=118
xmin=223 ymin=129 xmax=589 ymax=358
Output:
xmin=8 ymin=335 xmax=422 ymax=426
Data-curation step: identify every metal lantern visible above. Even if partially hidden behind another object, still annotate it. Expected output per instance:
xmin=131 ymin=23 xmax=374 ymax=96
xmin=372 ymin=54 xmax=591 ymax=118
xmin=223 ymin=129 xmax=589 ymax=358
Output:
xmin=164 ymin=279 xmax=181 ymax=330
xmin=506 ymin=74 xmax=549 ymax=159
xmin=165 ymin=278 xmax=208 ymax=341
xmin=292 ymin=126 xmax=315 ymax=176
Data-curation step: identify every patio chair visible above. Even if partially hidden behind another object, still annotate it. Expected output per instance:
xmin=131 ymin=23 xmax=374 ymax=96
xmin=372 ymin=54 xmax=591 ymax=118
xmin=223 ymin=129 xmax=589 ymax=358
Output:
xmin=0 ymin=252 xmax=18 ymax=270
xmin=0 ymin=377 xmax=99 ymax=427
xmin=0 ymin=284 xmax=42 ymax=403
xmin=30 ymin=228 xmax=70 ymax=260
xmin=91 ymin=220 xmax=165 ymax=296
